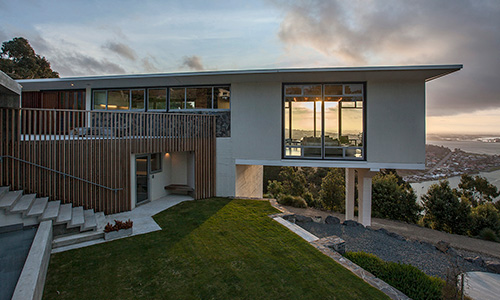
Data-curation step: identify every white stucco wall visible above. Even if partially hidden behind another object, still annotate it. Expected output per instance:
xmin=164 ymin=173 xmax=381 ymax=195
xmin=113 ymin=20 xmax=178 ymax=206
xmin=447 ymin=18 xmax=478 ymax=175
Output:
xmin=366 ymin=80 xmax=426 ymax=165
xmin=216 ymin=138 xmax=236 ymax=197
xmin=228 ymin=80 xmax=426 ymax=168
xmin=231 ymin=82 xmax=283 ymax=161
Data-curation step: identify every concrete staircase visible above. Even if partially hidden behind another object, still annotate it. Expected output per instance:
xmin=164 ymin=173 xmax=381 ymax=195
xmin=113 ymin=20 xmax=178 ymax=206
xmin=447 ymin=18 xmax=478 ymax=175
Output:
xmin=0 ymin=186 xmax=107 ymax=250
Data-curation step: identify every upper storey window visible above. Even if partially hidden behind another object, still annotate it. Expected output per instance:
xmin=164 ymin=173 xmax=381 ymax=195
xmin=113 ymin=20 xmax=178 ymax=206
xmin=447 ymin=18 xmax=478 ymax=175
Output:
xmin=93 ymin=86 xmax=230 ymax=111
xmin=284 ymin=83 xmax=364 ymax=160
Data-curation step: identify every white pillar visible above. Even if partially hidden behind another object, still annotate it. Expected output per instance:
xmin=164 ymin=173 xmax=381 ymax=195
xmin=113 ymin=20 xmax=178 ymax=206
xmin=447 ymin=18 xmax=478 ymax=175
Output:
xmin=345 ymin=168 xmax=355 ymax=220
xmin=357 ymin=169 xmax=375 ymax=227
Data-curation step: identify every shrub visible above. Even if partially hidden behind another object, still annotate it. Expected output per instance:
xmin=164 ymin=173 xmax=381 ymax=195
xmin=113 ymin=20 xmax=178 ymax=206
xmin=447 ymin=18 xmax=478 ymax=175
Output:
xmin=344 ymin=252 xmax=444 ymax=300
xmin=267 ymin=180 xmax=284 ymax=199
xmin=104 ymin=219 xmax=133 ymax=233
xmin=277 ymin=194 xmax=307 ymax=208
xmin=372 ymin=173 xmax=421 ymax=223
xmin=470 ymin=203 xmax=500 ymax=237
xmin=479 ymin=228 xmax=499 ymax=242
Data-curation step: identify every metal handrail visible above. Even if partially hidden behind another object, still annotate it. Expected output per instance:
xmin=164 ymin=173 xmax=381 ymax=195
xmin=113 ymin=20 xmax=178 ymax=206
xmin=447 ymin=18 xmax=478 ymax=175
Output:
xmin=0 ymin=155 xmax=123 ymax=192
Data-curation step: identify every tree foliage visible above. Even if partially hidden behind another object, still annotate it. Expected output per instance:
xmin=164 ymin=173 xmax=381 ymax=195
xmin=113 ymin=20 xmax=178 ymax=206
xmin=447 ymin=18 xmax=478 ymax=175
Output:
xmin=470 ymin=203 xmax=500 ymax=236
xmin=0 ymin=37 xmax=59 ymax=79
xmin=457 ymin=174 xmax=499 ymax=207
xmin=372 ymin=173 xmax=421 ymax=223
xmin=319 ymin=168 xmax=345 ymax=212
xmin=421 ymin=181 xmax=471 ymax=235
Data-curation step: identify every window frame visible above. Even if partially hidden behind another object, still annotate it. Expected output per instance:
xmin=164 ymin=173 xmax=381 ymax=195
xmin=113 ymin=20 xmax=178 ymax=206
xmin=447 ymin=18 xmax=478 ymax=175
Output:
xmin=282 ymin=82 xmax=366 ymax=161
xmin=92 ymin=85 xmax=230 ymax=112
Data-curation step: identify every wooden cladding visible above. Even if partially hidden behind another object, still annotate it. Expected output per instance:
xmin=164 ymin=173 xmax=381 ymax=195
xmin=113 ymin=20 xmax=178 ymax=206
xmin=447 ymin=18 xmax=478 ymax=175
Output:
xmin=0 ymin=108 xmax=216 ymax=214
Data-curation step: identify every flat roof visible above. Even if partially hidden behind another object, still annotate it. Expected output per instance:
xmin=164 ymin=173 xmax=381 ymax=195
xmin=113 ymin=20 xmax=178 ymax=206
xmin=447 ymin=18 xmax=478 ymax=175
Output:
xmin=0 ymin=70 xmax=22 ymax=95
xmin=17 ymin=64 xmax=462 ymax=91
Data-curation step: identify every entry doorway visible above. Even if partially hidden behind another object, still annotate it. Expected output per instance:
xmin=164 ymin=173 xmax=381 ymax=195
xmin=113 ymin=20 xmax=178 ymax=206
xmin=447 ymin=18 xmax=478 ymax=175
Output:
xmin=136 ymin=155 xmax=149 ymax=204
xmin=135 ymin=153 xmax=163 ymax=205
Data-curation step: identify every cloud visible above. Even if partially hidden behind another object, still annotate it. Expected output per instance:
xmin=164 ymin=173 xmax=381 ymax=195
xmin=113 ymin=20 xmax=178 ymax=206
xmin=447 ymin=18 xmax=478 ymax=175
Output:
xmin=181 ymin=55 xmax=204 ymax=71
xmin=26 ymin=33 xmax=126 ymax=76
xmin=141 ymin=57 xmax=160 ymax=73
xmin=272 ymin=0 xmax=500 ymax=117
xmin=102 ymin=41 xmax=137 ymax=61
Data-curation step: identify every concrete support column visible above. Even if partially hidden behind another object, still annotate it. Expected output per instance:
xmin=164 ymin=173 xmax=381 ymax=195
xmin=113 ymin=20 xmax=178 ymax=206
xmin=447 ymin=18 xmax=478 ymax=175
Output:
xmin=235 ymin=165 xmax=263 ymax=198
xmin=357 ymin=169 xmax=375 ymax=227
xmin=345 ymin=168 xmax=356 ymax=220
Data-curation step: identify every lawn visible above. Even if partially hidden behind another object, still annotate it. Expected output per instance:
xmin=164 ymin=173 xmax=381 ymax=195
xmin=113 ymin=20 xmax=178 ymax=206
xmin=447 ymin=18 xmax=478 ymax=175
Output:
xmin=43 ymin=198 xmax=389 ymax=299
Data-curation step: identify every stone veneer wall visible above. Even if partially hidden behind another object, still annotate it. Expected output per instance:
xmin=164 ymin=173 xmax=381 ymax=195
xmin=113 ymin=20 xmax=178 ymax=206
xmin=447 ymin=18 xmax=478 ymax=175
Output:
xmin=177 ymin=110 xmax=230 ymax=137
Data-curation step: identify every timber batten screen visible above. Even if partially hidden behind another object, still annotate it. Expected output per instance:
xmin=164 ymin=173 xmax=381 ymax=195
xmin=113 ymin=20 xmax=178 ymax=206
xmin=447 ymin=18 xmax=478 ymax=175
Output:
xmin=0 ymin=108 xmax=216 ymax=214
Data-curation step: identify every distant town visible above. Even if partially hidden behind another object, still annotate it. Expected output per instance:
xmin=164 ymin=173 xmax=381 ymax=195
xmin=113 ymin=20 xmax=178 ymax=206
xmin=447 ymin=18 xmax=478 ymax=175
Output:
xmin=400 ymin=144 xmax=500 ymax=183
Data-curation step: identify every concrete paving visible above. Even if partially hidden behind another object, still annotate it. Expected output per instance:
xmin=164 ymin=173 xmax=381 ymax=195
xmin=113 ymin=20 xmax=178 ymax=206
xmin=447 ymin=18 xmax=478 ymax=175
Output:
xmin=52 ymin=195 xmax=193 ymax=253
xmin=463 ymin=272 xmax=500 ymax=300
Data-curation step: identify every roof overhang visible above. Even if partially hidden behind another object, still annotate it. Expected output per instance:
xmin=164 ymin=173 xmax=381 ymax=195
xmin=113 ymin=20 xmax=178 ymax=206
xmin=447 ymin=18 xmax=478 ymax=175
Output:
xmin=17 ymin=64 xmax=462 ymax=91
xmin=0 ymin=70 xmax=22 ymax=95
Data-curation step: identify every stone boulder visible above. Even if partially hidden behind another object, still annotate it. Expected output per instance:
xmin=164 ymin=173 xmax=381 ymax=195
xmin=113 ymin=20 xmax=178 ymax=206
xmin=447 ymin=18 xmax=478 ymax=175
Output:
xmin=343 ymin=220 xmax=363 ymax=227
xmin=294 ymin=215 xmax=313 ymax=223
xmin=436 ymin=240 xmax=450 ymax=253
xmin=486 ymin=261 xmax=500 ymax=274
xmin=325 ymin=216 xmax=340 ymax=225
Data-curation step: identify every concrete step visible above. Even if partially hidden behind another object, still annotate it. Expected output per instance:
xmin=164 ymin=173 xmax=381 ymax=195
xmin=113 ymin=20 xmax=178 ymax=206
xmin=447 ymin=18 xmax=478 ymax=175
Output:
xmin=26 ymin=197 xmax=49 ymax=218
xmin=40 ymin=200 xmax=61 ymax=221
xmin=82 ymin=209 xmax=97 ymax=231
xmin=68 ymin=206 xmax=84 ymax=229
xmin=0 ymin=190 xmax=23 ymax=210
xmin=56 ymin=203 xmax=72 ymax=225
xmin=10 ymin=194 xmax=36 ymax=215
xmin=95 ymin=212 xmax=106 ymax=231
xmin=0 ymin=186 xmax=9 ymax=198
xmin=52 ymin=231 xmax=104 ymax=249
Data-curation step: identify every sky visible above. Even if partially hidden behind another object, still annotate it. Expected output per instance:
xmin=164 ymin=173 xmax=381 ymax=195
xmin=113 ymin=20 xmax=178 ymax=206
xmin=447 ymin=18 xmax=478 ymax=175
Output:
xmin=1 ymin=0 xmax=499 ymax=135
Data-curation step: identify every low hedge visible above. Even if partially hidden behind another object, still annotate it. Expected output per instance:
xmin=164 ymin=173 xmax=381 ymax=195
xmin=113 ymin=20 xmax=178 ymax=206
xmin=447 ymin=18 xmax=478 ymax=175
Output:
xmin=277 ymin=194 xmax=307 ymax=208
xmin=344 ymin=252 xmax=444 ymax=300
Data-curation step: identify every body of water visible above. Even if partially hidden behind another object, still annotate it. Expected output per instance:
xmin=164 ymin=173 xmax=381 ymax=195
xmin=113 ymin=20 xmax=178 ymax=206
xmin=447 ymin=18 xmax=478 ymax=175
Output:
xmin=412 ymin=139 xmax=500 ymax=203
xmin=427 ymin=139 xmax=500 ymax=156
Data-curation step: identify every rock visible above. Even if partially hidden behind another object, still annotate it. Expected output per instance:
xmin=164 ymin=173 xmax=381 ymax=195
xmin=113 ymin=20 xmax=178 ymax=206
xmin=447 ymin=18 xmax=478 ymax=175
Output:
xmin=282 ymin=214 xmax=296 ymax=223
xmin=325 ymin=216 xmax=340 ymax=224
xmin=387 ymin=231 xmax=406 ymax=241
xmin=485 ymin=261 xmax=500 ymax=274
xmin=436 ymin=240 xmax=450 ymax=253
xmin=326 ymin=236 xmax=346 ymax=255
xmin=446 ymin=247 xmax=459 ymax=257
xmin=294 ymin=215 xmax=313 ymax=223
xmin=312 ymin=216 xmax=322 ymax=223
xmin=420 ymin=241 xmax=436 ymax=250
xmin=343 ymin=220 xmax=363 ymax=227
xmin=471 ymin=256 xmax=485 ymax=267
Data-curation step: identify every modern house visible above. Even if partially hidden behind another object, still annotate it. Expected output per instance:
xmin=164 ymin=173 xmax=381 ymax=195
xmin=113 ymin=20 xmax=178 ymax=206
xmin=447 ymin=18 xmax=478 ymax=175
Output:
xmin=2 ymin=65 xmax=462 ymax=226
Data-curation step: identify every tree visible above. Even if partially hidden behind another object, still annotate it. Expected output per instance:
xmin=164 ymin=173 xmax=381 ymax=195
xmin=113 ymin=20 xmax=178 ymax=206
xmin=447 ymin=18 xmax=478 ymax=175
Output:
xmin=372 ymin=173 xmax=421 ymax=223
xmin=319 ymin=168 xmax=345 ymax=212
xmin=421 ymin=181 xmax=470 ymax=234
xmin=0 ymin=37 xmax=59 ymax=79
xmin=457 ymin=174 xmax=499 ymax=207
xmin=470 ymin=203 xmax=500 ymax=237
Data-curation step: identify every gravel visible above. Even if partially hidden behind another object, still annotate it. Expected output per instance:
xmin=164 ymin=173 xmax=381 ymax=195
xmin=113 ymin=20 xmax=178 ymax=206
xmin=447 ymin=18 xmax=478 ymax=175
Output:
xmin=296 ymin=220 xmax=489 ymax=279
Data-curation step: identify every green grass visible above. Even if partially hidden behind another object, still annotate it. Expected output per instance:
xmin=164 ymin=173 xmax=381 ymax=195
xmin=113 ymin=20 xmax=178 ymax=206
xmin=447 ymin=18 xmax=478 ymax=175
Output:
xmin=43 ymin=198 xmax=389 ymax=300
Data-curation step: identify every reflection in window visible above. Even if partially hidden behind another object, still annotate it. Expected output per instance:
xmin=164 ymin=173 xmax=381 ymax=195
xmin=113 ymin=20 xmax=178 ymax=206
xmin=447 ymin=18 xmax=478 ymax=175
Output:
xmin=131 ymin=90 xmax=145 ymax=110
xmin=186 ymin=87 xmax=211 ymax=109
xmin=169 ymin=88 xmax=185 ymax=110
xmin=108 ymin=90 xmax=130 ymax=110
xmin=148 ymin=89 xmax=167 ymax=110
xmin=215 ymin=87 xmax=230 ymax=109
xmin=284 ymin=84 xmax=364 ymax=160
xmin=94 ymin=91 xmax=107 ymax=110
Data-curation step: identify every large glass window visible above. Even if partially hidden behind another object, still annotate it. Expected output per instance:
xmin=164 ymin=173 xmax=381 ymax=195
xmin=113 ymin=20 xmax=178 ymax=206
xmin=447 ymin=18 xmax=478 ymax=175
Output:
xmin=284 ymin=83 xmax=364 ymax=160
xmin=93 ymin=85 xmax=230 ymax=111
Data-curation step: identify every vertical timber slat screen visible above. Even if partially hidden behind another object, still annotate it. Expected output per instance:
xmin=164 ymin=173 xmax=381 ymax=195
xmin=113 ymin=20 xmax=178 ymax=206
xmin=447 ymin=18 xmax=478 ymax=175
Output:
xmin=0 ymin=108 xmax=216 ymax=214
